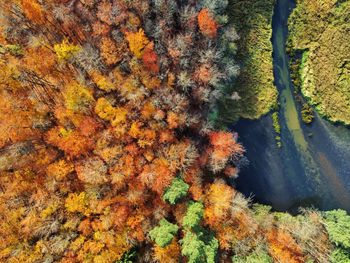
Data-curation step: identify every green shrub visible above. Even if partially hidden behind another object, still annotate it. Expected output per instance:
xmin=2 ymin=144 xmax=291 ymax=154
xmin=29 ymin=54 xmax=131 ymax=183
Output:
xmin=232 ymin=251 xmax=273 ymax=263
xmin=5 ymin=44 xmax=24 ymax=56
xmin=301 ymin=103 xmax=314 ymax=124
xmin=272 ymin=112 xmax=281 ymax=134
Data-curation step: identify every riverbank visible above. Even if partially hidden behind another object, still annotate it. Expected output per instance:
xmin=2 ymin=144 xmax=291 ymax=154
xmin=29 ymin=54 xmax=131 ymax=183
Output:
xmin=226 ymin=0 xmax=277 ymax=120
xmin=287 ymin=0 xmax=350 ymax=125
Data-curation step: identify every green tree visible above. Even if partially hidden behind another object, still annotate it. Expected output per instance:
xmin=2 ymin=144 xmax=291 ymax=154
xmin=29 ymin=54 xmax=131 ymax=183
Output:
xmin=181 ymin=231 xmax=206 ymax=263
xmin=181 ymin=201 xmax=218 ymax=263
xmin=181 ymin=231 xmax=218 ymax=263
xmin=204 ymin=234 xmax=219 ymax=263
xmin=163 ymin=177 xmax=189 ymax=205
xmin=324 ymin=210 xmax=350 ymax=249
xmin=330 ymin=248 xmax=350 ymax=263
xmin=117 ymin=249 xmax=137 ymax=263
xmin=183 ymin=202 xmax=204 ymax=229
xmin=149 ymin=219 xmax=179 ymax=248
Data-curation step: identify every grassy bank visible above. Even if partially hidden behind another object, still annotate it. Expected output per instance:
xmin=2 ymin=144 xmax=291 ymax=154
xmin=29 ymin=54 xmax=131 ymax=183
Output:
xmin=288 ymin=0 xmax=350 ymax=125
xmin=227 ymin=0 xmax=277 ymax=120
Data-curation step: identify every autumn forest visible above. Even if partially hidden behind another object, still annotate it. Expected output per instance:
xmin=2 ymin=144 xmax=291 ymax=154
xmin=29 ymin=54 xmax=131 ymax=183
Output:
xmin=0 ymin=0 xmax=349 ymax=262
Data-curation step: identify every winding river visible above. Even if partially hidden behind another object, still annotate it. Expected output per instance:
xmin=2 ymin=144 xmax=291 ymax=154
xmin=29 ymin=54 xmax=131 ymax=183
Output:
xmin=234 ymin=0 xmax=350 ymax=213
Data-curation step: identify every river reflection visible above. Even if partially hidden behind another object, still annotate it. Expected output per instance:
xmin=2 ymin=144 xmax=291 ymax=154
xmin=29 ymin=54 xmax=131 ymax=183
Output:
xmin=234 ymin=0 xmax=350 ymax=213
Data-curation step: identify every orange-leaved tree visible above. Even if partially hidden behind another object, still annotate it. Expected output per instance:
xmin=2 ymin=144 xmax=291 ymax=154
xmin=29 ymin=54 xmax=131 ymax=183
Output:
xmin=198 ymin=9 xmax=218 ymax=38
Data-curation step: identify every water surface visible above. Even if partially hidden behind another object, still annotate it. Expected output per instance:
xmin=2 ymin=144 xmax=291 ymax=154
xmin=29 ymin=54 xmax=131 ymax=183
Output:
xmin=234 ymin=0 xmax=350 ymax=213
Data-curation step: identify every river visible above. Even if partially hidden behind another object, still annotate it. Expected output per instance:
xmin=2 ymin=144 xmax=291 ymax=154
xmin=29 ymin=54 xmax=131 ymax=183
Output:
xmin=234 ymin=0 xmax=350 ymax=213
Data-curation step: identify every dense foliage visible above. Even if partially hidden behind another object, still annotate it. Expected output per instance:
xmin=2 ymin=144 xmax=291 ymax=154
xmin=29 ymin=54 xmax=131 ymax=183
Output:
xmin=149 ymin=219 xmax=179 ymax=248
xmin=288 ymin=0 xmax=350 ymax=124
xmin=324 ymin=209 xmax=350 ymax=262
xmin=222 ymin=0 xmax=277 ymax=121
xmin=163 ymin=178 xmax=190 ymax=205
xmin=0 ymin=0 xmax=349 ymax=262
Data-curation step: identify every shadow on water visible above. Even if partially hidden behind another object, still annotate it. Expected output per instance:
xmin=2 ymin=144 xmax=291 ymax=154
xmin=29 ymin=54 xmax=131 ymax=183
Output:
xmin=234 ymin=0 xmax=350 ymax=213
